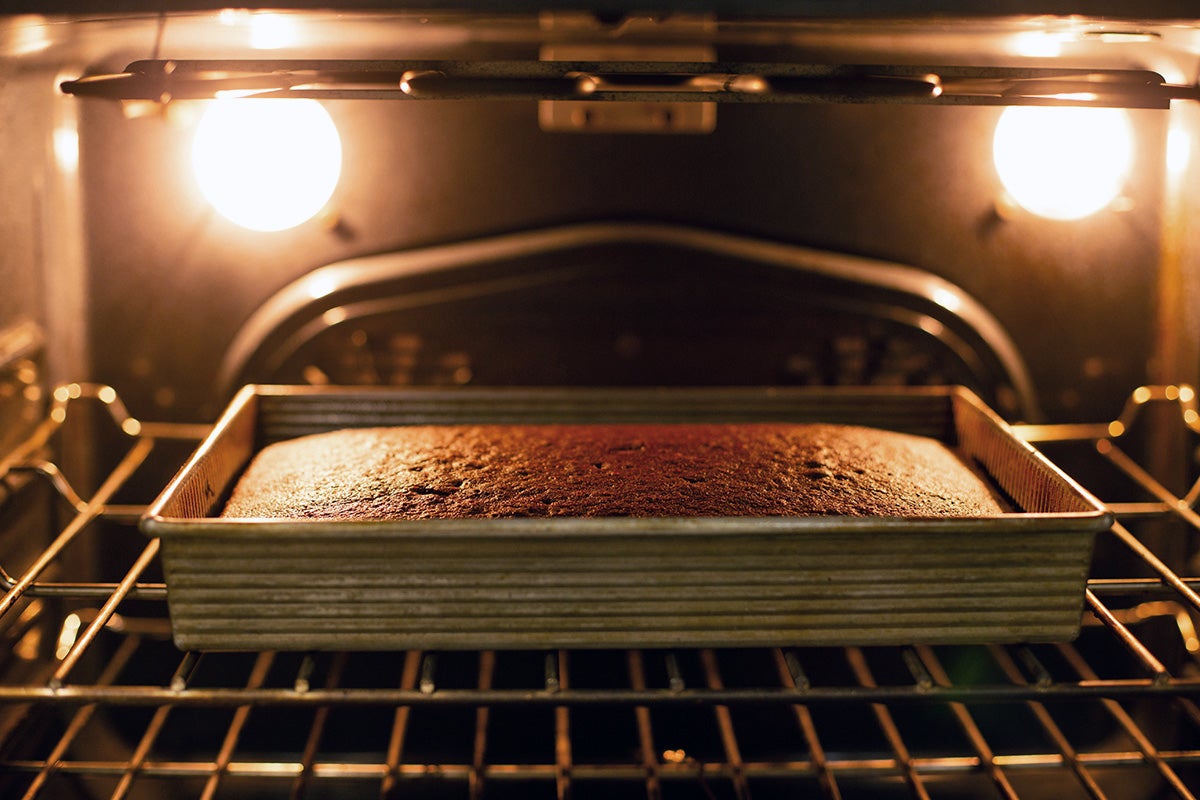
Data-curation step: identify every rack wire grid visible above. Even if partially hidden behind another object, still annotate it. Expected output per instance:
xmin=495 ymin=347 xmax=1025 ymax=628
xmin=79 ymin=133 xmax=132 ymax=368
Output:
xmin=0 ymin=382 xmax=1198 ymax=800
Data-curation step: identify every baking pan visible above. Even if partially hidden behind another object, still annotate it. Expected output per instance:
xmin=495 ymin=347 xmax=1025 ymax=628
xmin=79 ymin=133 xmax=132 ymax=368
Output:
xmin=142 ymin=385 xmax=1110 ymax=651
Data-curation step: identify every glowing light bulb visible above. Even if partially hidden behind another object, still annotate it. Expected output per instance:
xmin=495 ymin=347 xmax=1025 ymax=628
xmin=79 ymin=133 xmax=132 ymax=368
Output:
xmin=249 ymin=13 xmax=299 ymax=50
xmin=192 ymin=99 xmax=341 ymax=232
xmin=1009 ymin=31 xmax=1071 ymax=58
xmin=992 ymin=106 xmax=1134 ymax=220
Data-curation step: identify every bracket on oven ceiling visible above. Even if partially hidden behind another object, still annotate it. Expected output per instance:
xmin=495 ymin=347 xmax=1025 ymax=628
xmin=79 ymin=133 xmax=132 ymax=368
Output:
xmin=59 ymin=58 xmax=1189 ymax=109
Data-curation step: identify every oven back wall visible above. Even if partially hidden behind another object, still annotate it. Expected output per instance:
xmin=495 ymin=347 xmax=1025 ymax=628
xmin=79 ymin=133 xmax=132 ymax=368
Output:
xmin=77 ymin=95 xmax=1165 ymax=423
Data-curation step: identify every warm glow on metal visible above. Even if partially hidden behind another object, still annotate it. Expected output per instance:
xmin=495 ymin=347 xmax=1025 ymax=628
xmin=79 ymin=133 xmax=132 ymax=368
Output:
xmin=1048 ymin=93 xmax=1100 ymax=102
xmin=306 ymin=273 xmax=339 ymax=300
xmin=1168 ymin=125 xmax=1191 ymax=177
xmin=992 ymin=106 xmax=1134 ymax=220
xmin=930 ymin=287 xmax=962 ymax=313
xmin=1009 ymin=31 xmax=1072 ymax=58
xmin=56 ymin=613 xmax=81 ymax=660
xmin=53 ymin=126 xmax=79 ymax=173
xmin=192 ymin=99 xmax=341 ymax=232
xmin=11 ymin=16 xmax=51 ymax=55
xmin=216 ymin=9 xmax=301 ymax=49
xmin=249 ymin=13 xmax=300 ymax=50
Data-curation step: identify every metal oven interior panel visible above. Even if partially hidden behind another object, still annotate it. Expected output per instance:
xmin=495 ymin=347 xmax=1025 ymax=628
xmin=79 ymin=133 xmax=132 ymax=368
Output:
xmin=78 ymin=90 xmax=1168 ymax=426
xmin=1 ymin=6 xmax=1200 ymax=800
xmin=35 ymin=10 xmax=1195 ymax=426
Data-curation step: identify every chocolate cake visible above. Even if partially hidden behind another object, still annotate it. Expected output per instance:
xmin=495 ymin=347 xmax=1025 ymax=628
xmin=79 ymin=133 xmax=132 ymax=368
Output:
xmin=218 ymin=423 xmax=1006 ymax=519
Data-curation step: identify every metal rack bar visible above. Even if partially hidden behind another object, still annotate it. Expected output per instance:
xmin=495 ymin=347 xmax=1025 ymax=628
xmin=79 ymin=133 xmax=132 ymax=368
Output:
xmin=50 ymin=539 xmax=159 ymax=689
xmin=2 ymin=383 xmax=1200 ymax=798
xmin=200 ymin=651 xmax=275 ymax=800
xmin=60 ymin=59 xmax=1191 ymax=109
xmin=109 ymin=650 xmax=202 ymax=800
xmin=1084 ymin=589 xmax=1172 ymax=682
xmin=1056 ymin=643 xmax=1197 ymax=800
xmin=291 ymin=652 xmax=347 ymax=800
xmin=700 ymin=648 xmax=749 ymax=800
xmin=381 ymin=650 xmax=422 ymax=799
xmin=0 ymin=437 xmax=153 ymax=619
xmin=553 ymin=650 xmax=571 ymax=800
xmin=915 ymin=645 xmax=1019 ymax=799
xmin=772 ymin=649 xmax=840 ymax=799
xmin=470 ymin=651 xmax=496 ymax=800
xmin=3 ymin=676 xmax=1200 ymax=708
xmin=6 ymin=748 xmax=1200 ymax=785
xmin=1089 ymin=578 xmax=1200 ymax=595
xmin=17 ymin=634 xmax=140 ymax=800
xmin=987 ymin=644 xmax=1108 ymax=799
xmin=1099 ymin=440 xmax=1200 ymax=532
xmin=626 ymin=650 xmax=662 ymax=800
xmin=1105 ymin=523 xmax=1200 ymax=616
xmin=844 ymin=647 xmax=930 ymax=799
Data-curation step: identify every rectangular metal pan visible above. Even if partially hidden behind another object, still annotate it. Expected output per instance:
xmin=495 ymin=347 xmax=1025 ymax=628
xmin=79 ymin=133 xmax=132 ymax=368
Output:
xmin=142 ymin=385 xmax=1111 ymax=651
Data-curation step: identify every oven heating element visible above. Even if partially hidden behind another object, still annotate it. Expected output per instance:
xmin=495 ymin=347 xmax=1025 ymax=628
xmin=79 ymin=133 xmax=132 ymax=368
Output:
xmin=0 ymin=382 xmax=1197 ymax=798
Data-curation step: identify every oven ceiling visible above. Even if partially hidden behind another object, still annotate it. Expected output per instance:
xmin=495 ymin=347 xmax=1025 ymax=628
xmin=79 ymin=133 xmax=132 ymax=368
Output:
xmin=2 ymin=0 xmax=1200 ymax=17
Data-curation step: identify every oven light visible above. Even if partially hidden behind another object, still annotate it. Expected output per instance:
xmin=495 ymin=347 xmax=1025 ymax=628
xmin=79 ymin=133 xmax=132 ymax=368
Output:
xmin=1009 ymin=31 xmax=1074 ymax=58
xmin=192 ymin=99 xmax=341 ymax=232
xmin=218 ymin=9 xmax=301 ymax=50
xmin=249 ymin=13 xmax=300 ymax=50
xmin=992 ymin=106 xmax=1134 ymax=220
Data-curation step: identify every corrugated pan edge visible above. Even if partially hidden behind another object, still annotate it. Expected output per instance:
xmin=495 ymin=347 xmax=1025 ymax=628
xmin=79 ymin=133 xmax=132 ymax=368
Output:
xmin=143 ymin=385 xmax=1111 ymax=651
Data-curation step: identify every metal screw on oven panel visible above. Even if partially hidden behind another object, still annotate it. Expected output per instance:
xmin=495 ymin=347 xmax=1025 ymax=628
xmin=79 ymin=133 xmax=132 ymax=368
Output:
xmin=572 ymin=107 xmax=594 ymax=127
xmin=992 ymin=192 xmax=1021 ymax=222
xmin=320 ymin=209 xmax=355 ymax=240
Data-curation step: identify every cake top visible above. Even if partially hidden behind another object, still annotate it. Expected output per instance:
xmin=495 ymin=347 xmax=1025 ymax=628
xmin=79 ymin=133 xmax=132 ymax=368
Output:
xmin=219 ymin=422 xmax=1006 ymax=519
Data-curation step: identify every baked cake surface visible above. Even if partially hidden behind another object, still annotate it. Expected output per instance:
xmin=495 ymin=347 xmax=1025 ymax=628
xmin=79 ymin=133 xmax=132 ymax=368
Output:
xmin=218 ymin=423 xmax=1005 ymax=519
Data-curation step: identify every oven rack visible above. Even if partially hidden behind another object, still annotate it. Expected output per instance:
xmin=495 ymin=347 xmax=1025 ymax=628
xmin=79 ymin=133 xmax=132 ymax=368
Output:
xmin=0 ymin=383 xmax=1198 ymax=799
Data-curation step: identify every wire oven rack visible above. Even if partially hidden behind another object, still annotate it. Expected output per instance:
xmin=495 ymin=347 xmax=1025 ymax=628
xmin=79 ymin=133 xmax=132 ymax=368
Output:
xmin=0 ymin=383 xmax=1198 ymax=799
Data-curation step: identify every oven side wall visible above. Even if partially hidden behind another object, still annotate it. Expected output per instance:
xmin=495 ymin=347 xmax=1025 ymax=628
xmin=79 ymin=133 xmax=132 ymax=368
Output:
xmin=0 ymin=57 xmax=90 ymax=398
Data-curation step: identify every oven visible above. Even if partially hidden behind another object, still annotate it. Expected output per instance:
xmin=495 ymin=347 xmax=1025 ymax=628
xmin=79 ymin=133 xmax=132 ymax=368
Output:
xmin=1 ymin=3 xmax=1199 ymax=798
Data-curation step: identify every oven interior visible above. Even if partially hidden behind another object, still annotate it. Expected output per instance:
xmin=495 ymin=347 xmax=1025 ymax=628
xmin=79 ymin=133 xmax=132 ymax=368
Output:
xmin=2 ymin=6 xmax=1200 ymax=798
